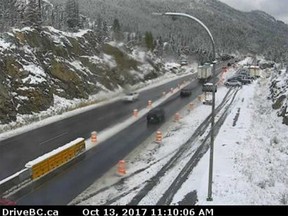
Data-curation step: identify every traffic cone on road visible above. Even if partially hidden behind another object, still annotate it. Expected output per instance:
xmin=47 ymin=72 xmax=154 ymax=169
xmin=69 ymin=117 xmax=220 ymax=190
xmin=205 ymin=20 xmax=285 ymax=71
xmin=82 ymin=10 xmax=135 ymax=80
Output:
xmin=174 ymin=113 xmax=181 ymax=122
xmin=117 ymin=160 xmax=126 ymax=176
xmin=91 ymin=131 xmax=97 ymax=143
xmin=133 ymin=109 xmax=138 ymax=117
xmin=155 ymin=131 xmax=162 ymax=144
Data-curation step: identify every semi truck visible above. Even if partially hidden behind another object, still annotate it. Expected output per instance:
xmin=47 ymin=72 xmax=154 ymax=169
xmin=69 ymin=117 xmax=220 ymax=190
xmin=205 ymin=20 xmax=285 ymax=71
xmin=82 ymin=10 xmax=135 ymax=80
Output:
xmin=248 ymin=65 xmax=260 ymax=78
xmin=198 ymin=63 xmax=212 ymax=83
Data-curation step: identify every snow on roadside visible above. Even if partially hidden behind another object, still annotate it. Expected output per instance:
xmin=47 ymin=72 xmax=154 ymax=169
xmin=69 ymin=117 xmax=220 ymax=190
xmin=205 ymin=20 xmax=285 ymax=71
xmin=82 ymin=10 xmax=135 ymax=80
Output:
xmin=71 ymin=84 xmax=233 ymax=205
xmin=73 ymin=72 xmax=288 ymax=205
xmin=176 ymin=78 xmax=288 ymax=205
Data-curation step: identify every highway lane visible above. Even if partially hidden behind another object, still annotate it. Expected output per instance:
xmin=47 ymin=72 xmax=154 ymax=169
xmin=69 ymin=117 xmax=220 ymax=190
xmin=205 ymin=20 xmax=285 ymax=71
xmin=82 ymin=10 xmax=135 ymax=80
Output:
xmin=0 ymin=74 xmax=193 ymax=180
xmin=16 ymin=78 xmax=202 ymax=205
xmin=12 ymin=60 xmax=228 ymax=204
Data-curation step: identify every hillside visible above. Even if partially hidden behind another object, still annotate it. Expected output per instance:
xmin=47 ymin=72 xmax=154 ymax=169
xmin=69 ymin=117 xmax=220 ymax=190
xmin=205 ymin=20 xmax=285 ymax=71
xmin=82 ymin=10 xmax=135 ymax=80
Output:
xmin=0 ymin=26 xmax=166 ymax=124
xmin=49 ymin=0 xmax=288 ymax=61
xmin=269 ymin=67 xmax=288 ymax=125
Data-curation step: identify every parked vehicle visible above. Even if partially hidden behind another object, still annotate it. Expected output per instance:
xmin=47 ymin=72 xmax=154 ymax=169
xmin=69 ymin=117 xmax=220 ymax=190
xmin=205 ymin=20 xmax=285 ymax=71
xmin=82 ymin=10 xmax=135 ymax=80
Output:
xmin=123 ymin=92 xmax=139 ymax=102
xmin=180 ymin=88 xmax=192 ymax=97
xmin=240 ymin=78 xmax=252 ymax=84
xmin=228 ymin=76 xmax=251 ymax=85
xmin=224 ymin=80 xmax=242 ymax=87
xmin=180 ymin=60 xmax=188 ymax=66
xmin=147 ymin=108 xmax=165 ymax=124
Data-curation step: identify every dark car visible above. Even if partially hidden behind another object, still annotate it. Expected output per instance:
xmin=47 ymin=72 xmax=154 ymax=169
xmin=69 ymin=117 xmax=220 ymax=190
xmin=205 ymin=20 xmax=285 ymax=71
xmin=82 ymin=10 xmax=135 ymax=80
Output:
xmin=180 ymin=88 xmax=192 ymax=97
xmin=147 ymin=108 xmax=165 ymax=124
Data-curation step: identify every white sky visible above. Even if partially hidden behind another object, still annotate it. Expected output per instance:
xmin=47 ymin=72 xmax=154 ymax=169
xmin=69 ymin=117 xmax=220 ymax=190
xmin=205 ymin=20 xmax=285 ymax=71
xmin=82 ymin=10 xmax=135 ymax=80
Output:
xmin=219 ymin=0 xmax=288 ymax=24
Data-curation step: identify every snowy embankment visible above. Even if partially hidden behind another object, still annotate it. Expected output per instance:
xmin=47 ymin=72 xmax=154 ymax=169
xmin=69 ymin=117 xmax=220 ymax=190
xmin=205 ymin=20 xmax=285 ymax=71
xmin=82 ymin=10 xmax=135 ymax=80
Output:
xmin=72 ymin=67 xmax=288 ymax=205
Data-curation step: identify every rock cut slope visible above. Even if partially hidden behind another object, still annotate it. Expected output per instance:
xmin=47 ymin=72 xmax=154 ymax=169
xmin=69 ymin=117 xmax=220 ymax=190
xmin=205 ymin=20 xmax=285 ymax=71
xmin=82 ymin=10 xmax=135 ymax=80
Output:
xmin=0 ymin=26 xmax=165 ymax=123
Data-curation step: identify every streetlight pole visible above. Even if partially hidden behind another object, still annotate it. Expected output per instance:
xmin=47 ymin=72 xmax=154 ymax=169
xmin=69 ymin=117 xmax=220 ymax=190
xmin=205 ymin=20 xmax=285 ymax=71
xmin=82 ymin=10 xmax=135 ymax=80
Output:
xmin=153 ymin=12 xmax=216 ymax=201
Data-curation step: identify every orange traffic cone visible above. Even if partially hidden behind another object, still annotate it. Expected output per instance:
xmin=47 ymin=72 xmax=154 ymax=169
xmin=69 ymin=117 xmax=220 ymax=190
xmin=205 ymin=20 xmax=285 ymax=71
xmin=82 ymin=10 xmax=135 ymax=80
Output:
xmin=147 ymin=100 xmax=152 ymax=108
xmin=174 ymin=113 xmax=181 ymax=122
xmin=189 ymin=103 xmax=193 ymax=110
xmin=117 ymin=160 xmax=126 ymax=176
xmin=133 ymin=109 xmax=138 ymax=117
xmin=91 ymin=131 xmax=97 ymax=143
xmin=155 ymin=131 xmax=162 ymax=144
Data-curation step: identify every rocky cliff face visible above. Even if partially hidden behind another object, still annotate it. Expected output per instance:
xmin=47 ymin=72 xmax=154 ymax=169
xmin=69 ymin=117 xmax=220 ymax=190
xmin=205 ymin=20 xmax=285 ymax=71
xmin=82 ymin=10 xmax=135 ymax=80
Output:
xmin=269 ymin=68 xmax=288 ymax=125
xmin=0 ymin=27 xmax=165 ymax=123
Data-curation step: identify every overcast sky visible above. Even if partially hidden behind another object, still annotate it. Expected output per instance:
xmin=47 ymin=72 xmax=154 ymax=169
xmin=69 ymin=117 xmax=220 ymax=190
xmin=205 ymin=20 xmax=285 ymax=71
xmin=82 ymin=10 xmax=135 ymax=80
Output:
xmin=219 ymin=0 xmax=288 ymax=24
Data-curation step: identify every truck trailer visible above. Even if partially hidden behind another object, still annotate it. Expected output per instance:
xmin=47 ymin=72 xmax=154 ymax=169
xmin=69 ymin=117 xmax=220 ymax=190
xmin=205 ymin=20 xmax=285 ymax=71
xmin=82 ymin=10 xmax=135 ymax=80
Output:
xmin=198 ymin=63 xmax=212 ymax=83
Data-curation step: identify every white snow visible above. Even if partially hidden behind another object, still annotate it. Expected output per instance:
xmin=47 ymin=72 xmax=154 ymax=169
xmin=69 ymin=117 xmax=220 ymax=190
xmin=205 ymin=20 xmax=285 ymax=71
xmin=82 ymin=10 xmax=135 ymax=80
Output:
xmin=71 ymin=65 xmax=288 ymax=205
xmin=0 ymin=39 xmax=12 ymax=49
xmin=103 ymin=54 xmax=117 ymax=68
xmin=21 ymin=64 xmax=47 ymax=84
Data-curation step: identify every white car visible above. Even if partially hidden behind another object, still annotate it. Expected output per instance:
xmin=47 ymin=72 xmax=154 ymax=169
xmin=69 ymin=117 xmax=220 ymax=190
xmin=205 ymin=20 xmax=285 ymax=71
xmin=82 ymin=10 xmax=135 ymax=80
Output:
xmin=123 ymin=92 xmax=139 ymax=102
xmin=224 ymin=80 xmax=242 ymax=87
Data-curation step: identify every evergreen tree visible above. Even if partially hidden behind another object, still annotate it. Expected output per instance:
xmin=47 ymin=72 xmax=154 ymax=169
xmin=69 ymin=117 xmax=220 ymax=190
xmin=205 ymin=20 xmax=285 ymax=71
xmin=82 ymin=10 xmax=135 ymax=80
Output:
xmin=102 ymin=20 xmax=109 ymax=42
xmin=22 ymin=0 xmax=42 ymax=29
xmin=65 ymin=0 xmax=80 ymax=31
xmin=95 ymin=15 xmax=103 ymax=42
xmin=112 ymin=18 xmax=122 ymax=41
xmin=144 ymin=31 xmax=154 ymax=51
xmin=0 ymin=0 xmax=18 ymax=31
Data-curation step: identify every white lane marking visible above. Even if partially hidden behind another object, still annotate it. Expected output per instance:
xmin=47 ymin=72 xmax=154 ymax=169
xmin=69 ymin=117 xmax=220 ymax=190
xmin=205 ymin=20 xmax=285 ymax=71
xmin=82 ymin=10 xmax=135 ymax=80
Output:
xmin=39 ymin=132 xmax=68 ymax=146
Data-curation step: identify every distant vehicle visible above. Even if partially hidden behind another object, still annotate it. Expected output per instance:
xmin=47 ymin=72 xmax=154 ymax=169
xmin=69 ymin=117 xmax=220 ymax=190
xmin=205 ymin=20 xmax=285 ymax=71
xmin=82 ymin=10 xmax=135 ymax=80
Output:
xmin=0 ymin=198 xmax=16 ymax=206
xmin=240 ymin=78 xmax=252 ymax=84
xmin=147 ymin=108 xmax=165 ymax=124
xmin=123 ymin=92 xmax=139 ymax=102
xmin=237 ymin=70 xmax=249 ymax=76
xmin=180 ymin=88 xmax=192 ymax=97
xmin=202 ymin=83 xmax=217 ymax=93
xmin=228 ymin=76 xmax=251 ymax=85
xmin=180 ymin=60 xmax=188 ymax=66
xmin=197 ymin=63 xmax=212 ymax=83
xmin=248 ymin=65 xmax=260 ymax=78
xmin=224 ymin=80 xmax=242 ymax=87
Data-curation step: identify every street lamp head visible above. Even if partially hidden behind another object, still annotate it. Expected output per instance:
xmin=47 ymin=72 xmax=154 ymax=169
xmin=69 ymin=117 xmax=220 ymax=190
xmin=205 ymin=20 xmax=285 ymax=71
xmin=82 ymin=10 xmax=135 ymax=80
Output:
xmin=151 ymin=12 xmax=165 ymax=16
